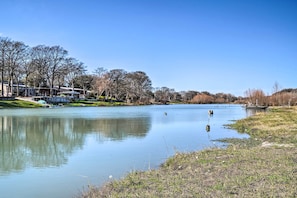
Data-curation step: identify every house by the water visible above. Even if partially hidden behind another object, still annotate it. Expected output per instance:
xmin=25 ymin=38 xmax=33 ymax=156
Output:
xmin=0 ymin=83 xmax=89 ymax=100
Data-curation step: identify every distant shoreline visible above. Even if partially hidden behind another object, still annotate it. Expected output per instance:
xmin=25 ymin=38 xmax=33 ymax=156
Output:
xmin=0 ymin=98 xmax=242 ymax=109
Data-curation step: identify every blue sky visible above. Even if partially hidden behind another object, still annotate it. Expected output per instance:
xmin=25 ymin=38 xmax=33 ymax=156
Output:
xmin=1 ymin=0 xmax=296 ymax=96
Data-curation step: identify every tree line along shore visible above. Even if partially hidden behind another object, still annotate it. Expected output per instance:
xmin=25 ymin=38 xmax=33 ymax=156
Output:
xmin=78 ymin=106 xmax=297 ymax=197
xmin=1 ymin=37 xmax=296 ymax=106
xmin=0 ymin=86 xmax=296 ymax=108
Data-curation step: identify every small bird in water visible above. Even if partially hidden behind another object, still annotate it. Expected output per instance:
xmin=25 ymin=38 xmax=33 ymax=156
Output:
xmin=164 ymin=112 xmax=167 ymax=116
xmin=208 ymin=110 xmax=213 ymax=115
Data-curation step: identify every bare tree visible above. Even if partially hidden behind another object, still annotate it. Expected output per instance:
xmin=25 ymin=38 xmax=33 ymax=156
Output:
xmin=91 ymin=67 xmax=108 ymax=99
xmin=63 ymin=58 xmax=86 ymax=91
xmin=272 ymin=81 xmax=280 ymax=94
xmin=0 ymin=37 xmax=10 ymax=96
xmin=31 ymin=45 xmax=68 ymax=96
xmin=125 ymin=71 xmax=152 ymax=103
xmin=31 ymin=45 xmax=51 ymax=94
xmin=181 ymin=90 xmax=199 ymax=102
xmin=106 ymin=69 xmax=127 ymax=101
xmin=245 ymin=88 xmax=267 ymax=105
xmin=270 ymin=81 xmax=282 ymax=106
xmin=93 ymin=74 xmax=109 ymax=100
xmin=1 ymin=39 xmax=28 ymax=96
xmin=22 ymin=48 xmax=37 ymax=96
xmin=74 ymin=74 xmax=95 ymax=97
xmin=171 ymin=91 xmax=182 ymax=102
xmin=93 ymin=67 xmax=107 ymax=77
xmin=46 ymin=46 xmax=68 ymax=96
xmin=154 ymin=87 xmax=173 ymax=103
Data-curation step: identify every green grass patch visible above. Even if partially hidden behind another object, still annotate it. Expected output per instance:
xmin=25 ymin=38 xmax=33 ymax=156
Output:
xmin=0 ymin=100 xmax=42 ymax=108
xmin=0 ymin=99 xmax=130 ymax=108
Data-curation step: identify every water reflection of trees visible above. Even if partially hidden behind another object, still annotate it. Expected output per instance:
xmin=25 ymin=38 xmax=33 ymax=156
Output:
xmin=0 ymin=115 xmax=151 ymax=175
xmin=75 ymin=117 xmax=151 ymax=140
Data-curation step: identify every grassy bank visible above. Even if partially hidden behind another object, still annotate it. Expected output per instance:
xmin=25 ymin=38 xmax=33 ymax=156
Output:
xmin=0 ymin=99 xmax=127 ymax=108
xmin=0 ymin=100 xmax=43 ymax=108
xmin=78 ymin=107 xmax=297 ymax=197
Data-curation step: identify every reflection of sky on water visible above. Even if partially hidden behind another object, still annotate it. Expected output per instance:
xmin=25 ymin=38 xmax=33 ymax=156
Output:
xmin=0 ymin=104 xmax=250 ymax=198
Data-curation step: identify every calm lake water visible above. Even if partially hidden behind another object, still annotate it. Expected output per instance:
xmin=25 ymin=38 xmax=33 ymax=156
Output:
xmin=0 ymin=104 xmax=250 ymax=198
